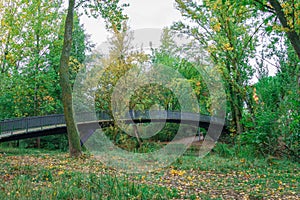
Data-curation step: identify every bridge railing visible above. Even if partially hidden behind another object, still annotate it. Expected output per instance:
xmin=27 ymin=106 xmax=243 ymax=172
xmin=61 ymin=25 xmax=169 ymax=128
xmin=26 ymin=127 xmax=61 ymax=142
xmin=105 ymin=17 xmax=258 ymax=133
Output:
xmin=0 ymin=110 xmax=223 ymax=137
xmin=0 ymin=114 xmax=65 ymax=134
xmin=75 ymin=112 xmax=111 ymax=123
xmin=0 ymin=111 xmax=112 ymax=135
xmin=125 ymin=110 xmax=210 ymax=123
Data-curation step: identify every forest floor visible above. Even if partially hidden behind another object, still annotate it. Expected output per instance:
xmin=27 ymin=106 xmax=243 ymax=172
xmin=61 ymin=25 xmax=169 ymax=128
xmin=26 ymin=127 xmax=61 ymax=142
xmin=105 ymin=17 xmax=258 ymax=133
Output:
xmin=0 ymin=147 xmax=299 ymax=199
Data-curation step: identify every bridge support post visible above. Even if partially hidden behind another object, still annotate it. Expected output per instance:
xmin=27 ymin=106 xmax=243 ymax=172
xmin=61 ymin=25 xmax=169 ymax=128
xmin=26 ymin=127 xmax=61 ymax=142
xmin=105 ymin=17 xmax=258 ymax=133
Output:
xmin=36 ymin=137 xmax=40 ymax=149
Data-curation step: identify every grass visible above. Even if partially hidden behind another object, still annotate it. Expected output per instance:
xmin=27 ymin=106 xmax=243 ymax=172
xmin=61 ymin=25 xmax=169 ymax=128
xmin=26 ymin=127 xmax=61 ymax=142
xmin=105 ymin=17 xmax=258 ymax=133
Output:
xmin=0 ymin=147 xmax=299 ymax=199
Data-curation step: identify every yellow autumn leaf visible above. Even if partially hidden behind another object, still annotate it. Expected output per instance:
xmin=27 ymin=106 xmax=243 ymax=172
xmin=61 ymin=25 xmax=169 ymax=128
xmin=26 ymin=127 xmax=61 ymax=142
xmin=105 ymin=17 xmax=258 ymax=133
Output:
xmin=212 ymin=23 xmax=221 ymax=32
xmin=223 ymin=43 xmax=234 ymax=51
xmin=57 ymin=170 xmax=64 ymax=176
xmin=170 ymin=169 xmax=186 ymax=176
xmin=1 ymin=20 xmax=5 ymax=27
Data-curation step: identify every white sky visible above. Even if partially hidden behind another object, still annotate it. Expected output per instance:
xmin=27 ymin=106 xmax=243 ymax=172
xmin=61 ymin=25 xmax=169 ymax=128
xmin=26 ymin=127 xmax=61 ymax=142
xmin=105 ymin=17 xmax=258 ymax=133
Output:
xmin=79 ymin=0 xmax=276 ymax=78
xmin=81 ymin=0 xmax=182 ymax=47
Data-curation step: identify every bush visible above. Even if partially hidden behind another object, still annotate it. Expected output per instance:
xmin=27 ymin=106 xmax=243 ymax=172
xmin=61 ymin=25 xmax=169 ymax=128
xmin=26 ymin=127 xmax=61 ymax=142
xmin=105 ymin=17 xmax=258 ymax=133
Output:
xmin=213 ymin=143 xmax=234 ymax=158
xmin=240 ymin=74 xmax=300 ymax=161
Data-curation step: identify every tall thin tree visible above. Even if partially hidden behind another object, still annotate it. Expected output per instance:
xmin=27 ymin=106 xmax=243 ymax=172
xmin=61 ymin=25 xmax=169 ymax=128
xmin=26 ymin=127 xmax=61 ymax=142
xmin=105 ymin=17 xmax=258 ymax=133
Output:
xmin=59 ymin=0 xmax=81 ymax=157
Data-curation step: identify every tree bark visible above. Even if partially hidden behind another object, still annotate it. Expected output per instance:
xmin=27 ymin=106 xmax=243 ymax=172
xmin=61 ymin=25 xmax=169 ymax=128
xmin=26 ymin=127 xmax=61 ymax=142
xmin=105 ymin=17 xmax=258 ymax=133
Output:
xmin=129 ymin=109 xmax=142 ymax=148
xmin=228 ymin=83 xmax=244 ymax=135
xmin=59 ymin=0 xmax=81 ymax=157
xmin=133 ymin=124 xmax=142 ymax=148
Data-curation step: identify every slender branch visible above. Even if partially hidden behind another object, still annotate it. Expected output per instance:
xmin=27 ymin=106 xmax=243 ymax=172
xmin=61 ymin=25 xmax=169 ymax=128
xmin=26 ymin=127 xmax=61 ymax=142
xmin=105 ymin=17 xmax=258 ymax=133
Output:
xmin=254 ymin=0 xmax=276 ymax=13
xmin=244 ymin=20 xmax=265 ymax=50
xmin=74 ymin=0 xmax=89 ymax=9
xmin=255 ymin=53 xmax=278 ymax=68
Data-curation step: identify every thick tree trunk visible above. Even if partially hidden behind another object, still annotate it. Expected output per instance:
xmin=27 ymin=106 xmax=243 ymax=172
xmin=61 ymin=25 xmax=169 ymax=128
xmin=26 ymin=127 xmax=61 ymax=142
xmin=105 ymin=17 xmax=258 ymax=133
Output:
xmin=59 ymin=0 xmax=81 ymax=157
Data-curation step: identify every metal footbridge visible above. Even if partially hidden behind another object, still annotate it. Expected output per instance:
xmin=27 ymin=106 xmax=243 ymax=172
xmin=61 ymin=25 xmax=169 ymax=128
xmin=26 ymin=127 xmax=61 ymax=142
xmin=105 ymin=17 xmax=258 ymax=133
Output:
xmin=0 ymin=110 xmax=227 ymax=143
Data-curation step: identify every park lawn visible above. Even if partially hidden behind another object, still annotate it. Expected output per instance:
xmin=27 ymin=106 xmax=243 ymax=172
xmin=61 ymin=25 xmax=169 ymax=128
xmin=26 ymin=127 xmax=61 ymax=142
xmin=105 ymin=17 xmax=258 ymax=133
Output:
xmin=0 ymin=147 xmax=299 ymax=200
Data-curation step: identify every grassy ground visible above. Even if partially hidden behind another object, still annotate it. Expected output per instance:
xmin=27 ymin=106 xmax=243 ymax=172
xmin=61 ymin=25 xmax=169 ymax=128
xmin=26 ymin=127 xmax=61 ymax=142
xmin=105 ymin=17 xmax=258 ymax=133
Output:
xmin=0 ymin=147 xmax=299 ymax=199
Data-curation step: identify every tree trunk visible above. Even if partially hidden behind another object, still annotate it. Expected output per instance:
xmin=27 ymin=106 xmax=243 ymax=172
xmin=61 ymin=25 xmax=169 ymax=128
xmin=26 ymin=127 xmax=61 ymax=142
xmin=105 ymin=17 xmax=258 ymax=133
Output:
xmin=36 ymin=137 xmax=40 ymax=149
xmin=233 ymin=98 xmax=243 ymax=134
xmin=133 ymin=124 xmax=142 ymax=148
xmin=59 ymin=0 xmax=81 ymax=157
xmin=227 ymin=81 xmax=244 ymax=135
xmin=129 ymin=109 xmax=142 ymax=148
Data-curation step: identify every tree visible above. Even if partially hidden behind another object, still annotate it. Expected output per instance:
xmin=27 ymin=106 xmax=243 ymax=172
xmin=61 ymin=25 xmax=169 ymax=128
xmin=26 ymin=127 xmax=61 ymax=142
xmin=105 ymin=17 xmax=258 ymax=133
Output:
xmin=246 ymin=0 xmax=300 ymax=84
xmin=47 ymin=11 xmax=94 ymax=115
xmin=151 ymin=28 xmax=211 ymax=114
xmin=59 ymin=0 xmax=82 ymax=157
xmin=252 ymin=0 xmax=300 ymax=58
xmin=59 ymin=0 xmax=128 ymax=157
xmin=0 ymin=0 xmax=23 ymax=73
xmin=0 ymin=0 xmax=63 ymax=119
xmin=85 ymin=22 xmax=148 ymax=147
xmin=173 ymin=0 xmax=259 ymax=134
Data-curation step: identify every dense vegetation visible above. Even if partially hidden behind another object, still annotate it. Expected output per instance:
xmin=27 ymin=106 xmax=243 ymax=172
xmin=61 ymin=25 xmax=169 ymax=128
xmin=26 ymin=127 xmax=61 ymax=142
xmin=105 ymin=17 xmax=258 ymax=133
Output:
xmin=0 ymin=0 xmax=299 ymax=198
xmin=1 ymin=0 xmax=298 ymax=159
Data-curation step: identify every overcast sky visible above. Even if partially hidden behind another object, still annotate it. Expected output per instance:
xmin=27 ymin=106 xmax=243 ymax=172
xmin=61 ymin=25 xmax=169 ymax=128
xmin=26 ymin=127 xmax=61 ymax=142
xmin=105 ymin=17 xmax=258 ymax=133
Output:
xmin=79 ymin=0 xmax=276 ymax=78
xmin=81 ymin=0 xmax=182 ymax=48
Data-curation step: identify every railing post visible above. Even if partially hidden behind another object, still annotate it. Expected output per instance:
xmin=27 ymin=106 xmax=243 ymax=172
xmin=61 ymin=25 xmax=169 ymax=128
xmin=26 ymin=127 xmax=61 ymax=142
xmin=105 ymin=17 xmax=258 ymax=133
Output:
xmin=11 ymin=120 xmax=14 ymax=135
xmin=26 ymin=118 xmax=29 ymax=133
xmin=40 ymin=117 xmax=43 ymax=130
xmin=55 ymin=115 xmax=57 ymax=128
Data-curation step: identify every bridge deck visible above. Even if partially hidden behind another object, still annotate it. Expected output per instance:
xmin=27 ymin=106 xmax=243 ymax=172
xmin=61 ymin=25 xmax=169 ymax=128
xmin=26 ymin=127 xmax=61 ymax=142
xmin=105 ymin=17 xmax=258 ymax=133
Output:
xmin=0 ymin=111 xmax=227 ymax=142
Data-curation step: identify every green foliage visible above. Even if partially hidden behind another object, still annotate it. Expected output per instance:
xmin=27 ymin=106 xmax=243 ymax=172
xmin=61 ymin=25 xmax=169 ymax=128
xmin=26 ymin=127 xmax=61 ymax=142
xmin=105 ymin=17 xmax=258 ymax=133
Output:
xmin=79 ymin=0 xmax=129 ymax=31
xmin=0 ymin=163 xmax=179 ymax=199
xmin=213 ymin=143 xmax=235 ymax=158
xmin=173 ymin=0 xmax=259 ymax=134
xmin=102 ymin=126 xmax=138 ymax=151
xmin=239 ymin=46 xmax=300 ymax=159
xmin=102 ymin=123 xmax=179 ymax=151
xmin=0 ymin=135 xmax=69 ymax=152
xmin=151 ymin=50 xmax=210 ymax=114
xmin=150 ymin=123 xmax=180 ymax=142
xmin=213 ymin=142 xmax=260 ymax=159
xmin=0 ymin=0 xmax=64 ymax=118
xmin=101 ymin=122 xmax=199 ymax=153
xmin=0 ymin=3 xmax=93 ymax=120
xmin=239 ymin=77 xmax=282 ymax=155
xmin=137 ymin=142 xmax=164 ymax=153
xmin=172 ymin=0 xmax=299 ymax=161
xmin=0 ymin=0 xmax=299 ymax=163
